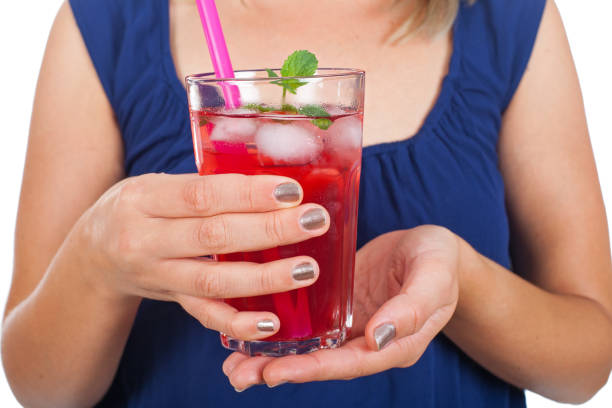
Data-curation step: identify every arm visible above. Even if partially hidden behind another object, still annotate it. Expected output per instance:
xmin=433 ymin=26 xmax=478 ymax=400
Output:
xmin=222 ymin=1 xmax=612 ymax=401
xmin=2 ymin=3 xmax=329 ymax=407
xmin=444 ymin=0 xmax=612 ymax=402
xmin=2 ymin=2 xmax=132 ymax=407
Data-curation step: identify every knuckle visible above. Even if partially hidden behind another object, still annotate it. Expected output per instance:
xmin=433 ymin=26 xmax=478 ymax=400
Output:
xmin=183 ymin=177 xmax=217 ymax=214
xmin=398 ymin=345 xmax=423 ymax=368
xmin=116 ymin=178 xmax=144 ymax=209
xmin=264 ymin=211 xmax=286 ymax=243
xmin=227 ymin=316 xmax=241 ymax=338
xmin=397 ymin=293 xmax=420 ymax=334
xmin=399 ymin=356 xmax=418 ymax=368
xmin=194 ymin=306 xmax=212 ymax=329
xmin=391 ymin=333 xmax=427 ymax=368
xmin=194 ymin=270 xmax=225 ymax=298
xmin=238 ymin=176 xmax=258 ymax=210
xmin=195 ymin=216 xmax=230 ymax=252
xmin=256 ymin=265 xmax=276 ymax=293
xmin=407 ymin=304 xmax=421 ymax=335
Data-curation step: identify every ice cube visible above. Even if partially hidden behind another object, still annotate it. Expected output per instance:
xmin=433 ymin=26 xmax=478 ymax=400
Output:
xmin=210 ymin=117 xmax=257 ymax=143
xmin=255 ymin=123 xmax=322 ymax=165
xmin=327 ymin=116 xmax=362 ymax=150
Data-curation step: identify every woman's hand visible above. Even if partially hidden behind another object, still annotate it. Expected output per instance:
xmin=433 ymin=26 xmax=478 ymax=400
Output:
xmin=72 ymin=172 xmax=329 ymax=341
xmin=222 ymin=225 xmax=460 ymax=390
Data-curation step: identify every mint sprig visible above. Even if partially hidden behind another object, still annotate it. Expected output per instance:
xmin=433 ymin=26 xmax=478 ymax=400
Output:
xmin=264 ymin=50 xmax=332 ymax=130
xmin=267 ymin=50 xmax=318 ymax=100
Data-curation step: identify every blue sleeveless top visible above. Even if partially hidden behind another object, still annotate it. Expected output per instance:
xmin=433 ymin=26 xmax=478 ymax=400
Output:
xmin=69 ymin=0 xmax=546 ymax=406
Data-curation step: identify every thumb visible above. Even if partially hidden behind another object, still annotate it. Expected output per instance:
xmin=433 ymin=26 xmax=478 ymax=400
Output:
xmin=364 ymin=255 xmax=457 ymax=351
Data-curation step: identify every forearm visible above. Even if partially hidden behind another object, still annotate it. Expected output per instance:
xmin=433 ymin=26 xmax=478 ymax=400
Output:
xmin=2 ymin=235 xmax=140 ymax=408
xmin=444 ymin=238 xmax=612 ymax=403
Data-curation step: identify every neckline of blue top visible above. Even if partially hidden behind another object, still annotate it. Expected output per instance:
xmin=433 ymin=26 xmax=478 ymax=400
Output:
xmin=159 ymin=0 xmax=464 ymax=158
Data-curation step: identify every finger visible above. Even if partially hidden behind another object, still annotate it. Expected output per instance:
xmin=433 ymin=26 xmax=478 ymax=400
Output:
xmin=134 ymin=173 xmax=303 ymax=217
xmin=227 ymin=356 xmax=275 ymax=392
xmin=258 ymin=337 xmax=416 ymax=385
xmin=222 ymin=352 xmax=249 ymax=376
xmin=365 ymin=256 xmax=457 ymax=351
xmin=176 ymin=294 xmax=280 ymax=341
xmin=153 ymin=203 xmax=329 ymax=257
xmin=156 ymin=256 xmax=319 ymax=298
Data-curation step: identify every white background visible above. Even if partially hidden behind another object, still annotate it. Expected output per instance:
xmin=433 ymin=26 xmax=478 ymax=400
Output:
xmin=0 ymin=0 xmax=610 ymax=406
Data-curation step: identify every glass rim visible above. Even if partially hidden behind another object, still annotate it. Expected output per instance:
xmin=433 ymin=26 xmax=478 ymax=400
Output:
xmin=185 ymin=68 xmax=365 ymax=84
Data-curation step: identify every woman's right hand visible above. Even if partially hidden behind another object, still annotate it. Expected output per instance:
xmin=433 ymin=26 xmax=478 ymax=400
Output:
xmin=72 ymin=173 xmax=329 ymax=341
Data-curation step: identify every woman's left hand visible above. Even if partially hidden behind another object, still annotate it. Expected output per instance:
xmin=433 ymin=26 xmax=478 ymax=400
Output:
xmin=222 ymin=225 xmax=462 ymax=390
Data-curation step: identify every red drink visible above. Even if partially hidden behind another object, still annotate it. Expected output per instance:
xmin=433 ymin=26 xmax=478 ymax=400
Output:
xmin=186 ymin=67 xmax=365 ymax=355
xmin=190 ymin=108 xmax=362 ymax=353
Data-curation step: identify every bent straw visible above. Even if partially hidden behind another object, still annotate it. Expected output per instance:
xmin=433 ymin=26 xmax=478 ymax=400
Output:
xmin=195 ymin=0 xmax=241 ymax=108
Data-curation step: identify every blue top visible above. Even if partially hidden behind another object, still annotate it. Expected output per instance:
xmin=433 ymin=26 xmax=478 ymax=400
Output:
xmin=69 ymin=0 xmax=546 ymax=406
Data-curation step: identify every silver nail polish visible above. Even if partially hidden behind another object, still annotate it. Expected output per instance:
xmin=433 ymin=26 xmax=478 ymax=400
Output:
xmin=292 ymin=263 xmax=316 ymax=281
xmin=299 ymin=208 xmax=327 ymax=230
xmin=274 ymin=183 xmax=301 ymax=203
xmin=374 ymin=323 xmax=396 ymax=351
xmin=256 ymin=319 xmax=275 ymax=332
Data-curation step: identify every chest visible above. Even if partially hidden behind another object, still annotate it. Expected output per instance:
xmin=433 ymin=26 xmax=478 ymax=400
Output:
xmin=118 ymin=2 xmax=511 ymax=270
xmin=169 ymin=1 xmax=453 ymax=146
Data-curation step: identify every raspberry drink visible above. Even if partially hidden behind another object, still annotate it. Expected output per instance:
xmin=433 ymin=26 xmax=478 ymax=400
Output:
xmin=190 ymin=108 xmax=362 ymax=353
xmin=186 ymin=62 xmax=365 ymax=355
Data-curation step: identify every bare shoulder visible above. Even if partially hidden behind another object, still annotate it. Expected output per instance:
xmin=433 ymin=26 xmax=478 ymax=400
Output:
xmin=6 ymin=0 xmax=123 ymax=316
xmin=499 ymin=0 xmax=612 ymax=312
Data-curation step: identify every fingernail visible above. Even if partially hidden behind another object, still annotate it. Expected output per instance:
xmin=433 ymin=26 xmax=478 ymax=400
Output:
xmin=274 ymin=183 xmax=301 ymax=203
xmin=234 ymin=384 xmax=253 ymax=393
xmin=292 ymin=262 xmax=316 ymax=281
xmin=299 ymin=208 xmax=327 ymax=230
xmin=267 ymin=381 xmax=287 ymax=388
xmin=256 ymin=319 xmax=276 ymax=332
xmin=374 ymin=323 xmax=396 ymax=351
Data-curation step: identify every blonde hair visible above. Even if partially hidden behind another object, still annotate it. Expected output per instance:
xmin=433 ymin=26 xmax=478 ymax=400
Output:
xmin=389 ymin=0 xmax=476 ymax=43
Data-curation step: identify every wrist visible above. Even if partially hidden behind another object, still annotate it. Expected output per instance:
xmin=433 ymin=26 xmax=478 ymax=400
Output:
xmin=452 ymin=236 xmax=487 ymax=321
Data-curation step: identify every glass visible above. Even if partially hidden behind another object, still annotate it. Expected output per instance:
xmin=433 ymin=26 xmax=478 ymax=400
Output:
xmin=186 ymin=68 xmax=365 ymax=356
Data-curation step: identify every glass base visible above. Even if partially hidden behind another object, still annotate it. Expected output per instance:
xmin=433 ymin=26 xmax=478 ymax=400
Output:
xmin=220 ymin=328 xmax=348 ymax=357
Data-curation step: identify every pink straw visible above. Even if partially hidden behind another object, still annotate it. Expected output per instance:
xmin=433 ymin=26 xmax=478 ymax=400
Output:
xmin=195 ymin=0 xmax=241 ymax=108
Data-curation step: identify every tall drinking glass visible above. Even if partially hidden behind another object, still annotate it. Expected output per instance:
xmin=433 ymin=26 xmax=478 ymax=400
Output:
xmin=186 ymin=69 xmax=365 ymax=356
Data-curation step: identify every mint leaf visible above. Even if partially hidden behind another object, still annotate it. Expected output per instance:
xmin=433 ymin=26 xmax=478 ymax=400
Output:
xmin=198 ymin=117 xmax=208 ymax=126
xmin=310 ymin=118 xmax=332 ymax=130
xmin=298 ymin=104 xmax=330 ymax=117
xmin=279 ymin=78 xmax=306 ymax=95
xmin=269 ymin=50 xmax=322 ymax=110
xmin=281 ymin=104 xmax=299 ymax=114
xmin=299 ymin=104 xmax=332 ymax=130
xmin=281 ymin=50 xmax=318 ymax=77
xmin=267 ymin=69 xmax=293 ymax=94
xmin=269 ymin=50 xmax=319 ymax=99
xmin=266 ymin=68 xmax=279 ymax=78
xmin=242 ymin=103 xmax=274 ymax=113
xmin=270 ymin=79 xmax=303 ymax=94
